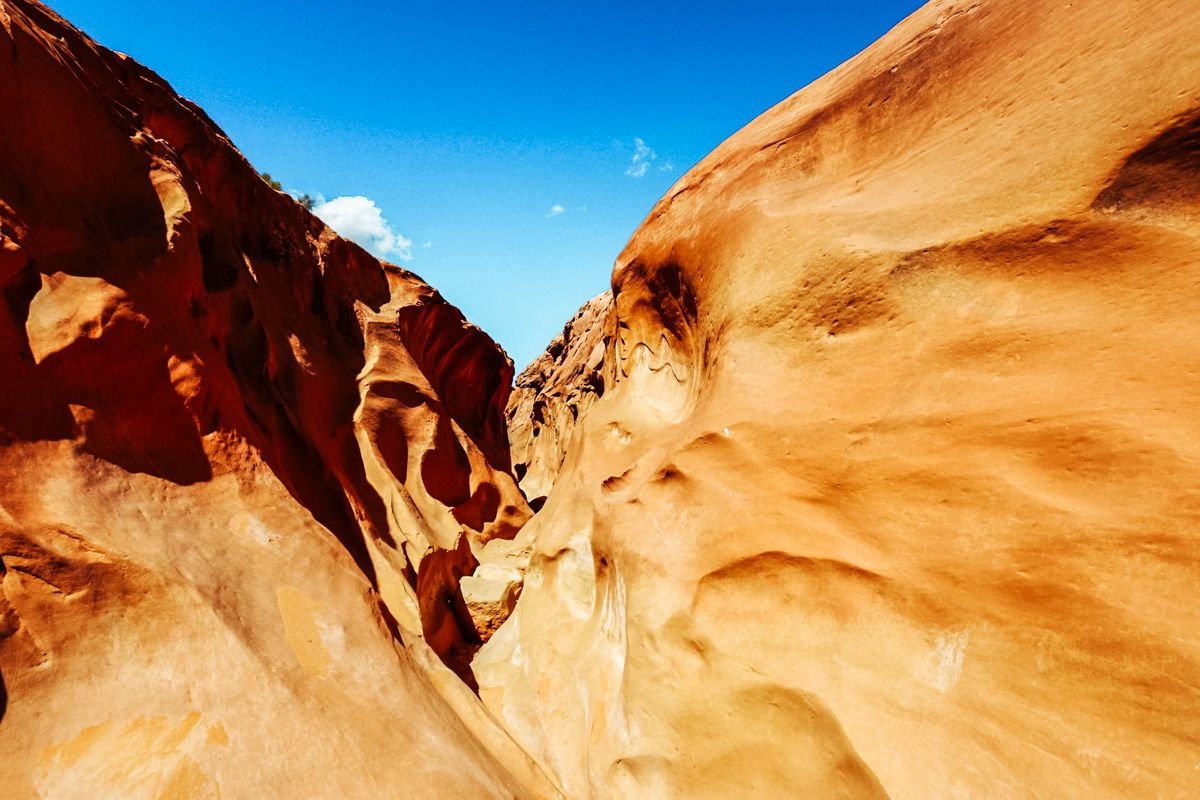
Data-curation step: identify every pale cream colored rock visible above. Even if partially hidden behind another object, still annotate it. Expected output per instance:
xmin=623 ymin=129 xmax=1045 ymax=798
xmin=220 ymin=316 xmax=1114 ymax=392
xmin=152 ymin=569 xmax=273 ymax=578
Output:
xmin=462 ymin=563 xmax=524 ymax=640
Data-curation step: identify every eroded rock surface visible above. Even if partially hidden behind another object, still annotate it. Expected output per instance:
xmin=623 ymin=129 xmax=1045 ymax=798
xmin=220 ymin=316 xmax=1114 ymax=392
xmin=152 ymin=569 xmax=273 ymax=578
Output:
xmin=507 ymin=291 xmax=612 ymax=504
xmin=0 ymin=1 xmax=556 ymax=797
xmin=476 ymin=1 xmax=1200 ymax=797
xmin=5 ymin=0 xmax=1200 ymax=797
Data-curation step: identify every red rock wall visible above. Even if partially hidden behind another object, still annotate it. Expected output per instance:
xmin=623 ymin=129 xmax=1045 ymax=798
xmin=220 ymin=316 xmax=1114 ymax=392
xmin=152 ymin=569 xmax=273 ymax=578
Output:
xmin=0 ymin=2 xmax=551 ymax=796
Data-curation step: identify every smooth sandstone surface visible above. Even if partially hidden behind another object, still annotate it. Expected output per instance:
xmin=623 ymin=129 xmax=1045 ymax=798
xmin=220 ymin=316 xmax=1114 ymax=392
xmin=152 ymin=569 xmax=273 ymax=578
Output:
xmin=481 ymin=0 xmax=1200 ymax=797
xmin=0 ymin=1 xmax=557 ymax=797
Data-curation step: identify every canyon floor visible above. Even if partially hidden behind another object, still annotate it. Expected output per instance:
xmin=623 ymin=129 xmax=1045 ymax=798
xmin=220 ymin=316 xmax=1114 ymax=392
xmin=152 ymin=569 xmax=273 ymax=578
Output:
xmin=2 ymin=0 xmax=1199 ymax=798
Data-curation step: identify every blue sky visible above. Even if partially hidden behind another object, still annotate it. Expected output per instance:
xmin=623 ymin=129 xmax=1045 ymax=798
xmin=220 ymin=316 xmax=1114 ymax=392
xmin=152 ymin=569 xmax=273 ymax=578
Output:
xmin=48 ymin=0 xmax=922 ymax=369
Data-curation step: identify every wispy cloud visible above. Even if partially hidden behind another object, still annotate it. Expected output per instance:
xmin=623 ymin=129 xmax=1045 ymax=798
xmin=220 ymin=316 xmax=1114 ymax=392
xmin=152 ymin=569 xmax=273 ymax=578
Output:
xmin=547 ymin=204 xmax=565 ymax=218
xmin=312 ymin=195 xmax=413 ymax=261
xmin=422 ymin=240 xmax=433 ymax=248
xmin=626 ymin=137 xmax=656 ymax=177
xmin=660 ymin=160 xmax=675 ymax=173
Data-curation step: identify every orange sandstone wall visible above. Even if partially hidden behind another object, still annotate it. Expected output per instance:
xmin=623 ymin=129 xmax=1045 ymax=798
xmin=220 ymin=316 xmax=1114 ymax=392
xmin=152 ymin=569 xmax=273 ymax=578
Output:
xmin=478 ymin=1 xmax=1200 ymax=797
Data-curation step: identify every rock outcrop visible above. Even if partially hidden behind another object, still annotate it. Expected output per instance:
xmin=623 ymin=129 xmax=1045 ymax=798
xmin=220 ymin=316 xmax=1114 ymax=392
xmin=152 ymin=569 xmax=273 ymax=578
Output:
xmin=0 ymin=1 xmax=556 ymax=797
xmin=478 ymin=1 xmax=1200 ymax=797
xmin=507 ymin=291 xmax=612 ymax=505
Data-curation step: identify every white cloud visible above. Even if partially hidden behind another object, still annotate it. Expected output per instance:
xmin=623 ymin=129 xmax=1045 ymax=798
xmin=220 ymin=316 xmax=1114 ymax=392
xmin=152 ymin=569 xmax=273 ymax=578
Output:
xmin=660 ymin=160 xmax=675 ymax=173
xmin=312 ymin=195 xmax=413 ymax=261
xmin=626 ymin=137 xmax=656 ymax=177
xmin=422 ymin=241 xmax=433 ymax=248
xmin=547 ymin=204 xmax=565 ymax=218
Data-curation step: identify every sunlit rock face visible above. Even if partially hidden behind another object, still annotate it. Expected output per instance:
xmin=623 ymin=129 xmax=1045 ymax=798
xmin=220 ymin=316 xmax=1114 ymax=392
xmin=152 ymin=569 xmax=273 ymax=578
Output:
xmin=476 ymin=0 xmax=1200 ymax=797
xmin=0 ymin=1 xmax=558 ymax=797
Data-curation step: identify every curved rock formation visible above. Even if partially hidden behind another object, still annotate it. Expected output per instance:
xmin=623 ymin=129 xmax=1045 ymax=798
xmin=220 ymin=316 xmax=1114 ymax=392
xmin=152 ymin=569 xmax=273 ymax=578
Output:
xmin=6 ymin=0 xmax=1200 ymax=796
xmin=0 ymin=1 xmax=555 ymax=797
xmin=477 ymin=0 xmax=1200 ymax=797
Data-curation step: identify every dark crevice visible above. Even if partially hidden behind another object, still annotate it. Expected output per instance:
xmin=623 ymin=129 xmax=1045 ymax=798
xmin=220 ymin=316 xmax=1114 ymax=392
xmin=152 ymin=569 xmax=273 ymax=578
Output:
xmin=1095 ymin=111 xmax=1200 ymax=212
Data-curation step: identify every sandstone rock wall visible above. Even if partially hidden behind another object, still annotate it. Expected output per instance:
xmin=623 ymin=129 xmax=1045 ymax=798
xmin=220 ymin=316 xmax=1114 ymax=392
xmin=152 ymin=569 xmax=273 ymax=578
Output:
xmin=475 ymin=1 xmax=1200 ymax=797
xmin=507 ymin=291 xmax=612 ymax=505
xmin=0 ymin=1 xmax=556 ymax=796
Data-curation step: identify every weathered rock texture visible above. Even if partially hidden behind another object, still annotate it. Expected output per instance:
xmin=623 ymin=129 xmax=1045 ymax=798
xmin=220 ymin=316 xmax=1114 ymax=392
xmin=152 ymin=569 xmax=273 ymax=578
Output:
xmin=480 ymin=0 xmax=1200 ymax=797
xmin=5 ymin=0 xmax=1200 ymax=796
xmin=0 ymin=1 xmax=558 ymax=797
xmin=507 ymin=291 xmax=612 ymax=504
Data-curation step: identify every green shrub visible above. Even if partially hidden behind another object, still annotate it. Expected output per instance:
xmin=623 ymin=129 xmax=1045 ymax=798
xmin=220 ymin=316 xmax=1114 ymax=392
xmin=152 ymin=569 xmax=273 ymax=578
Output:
xmin=261 ymin=172 xmax=316 ymax=211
